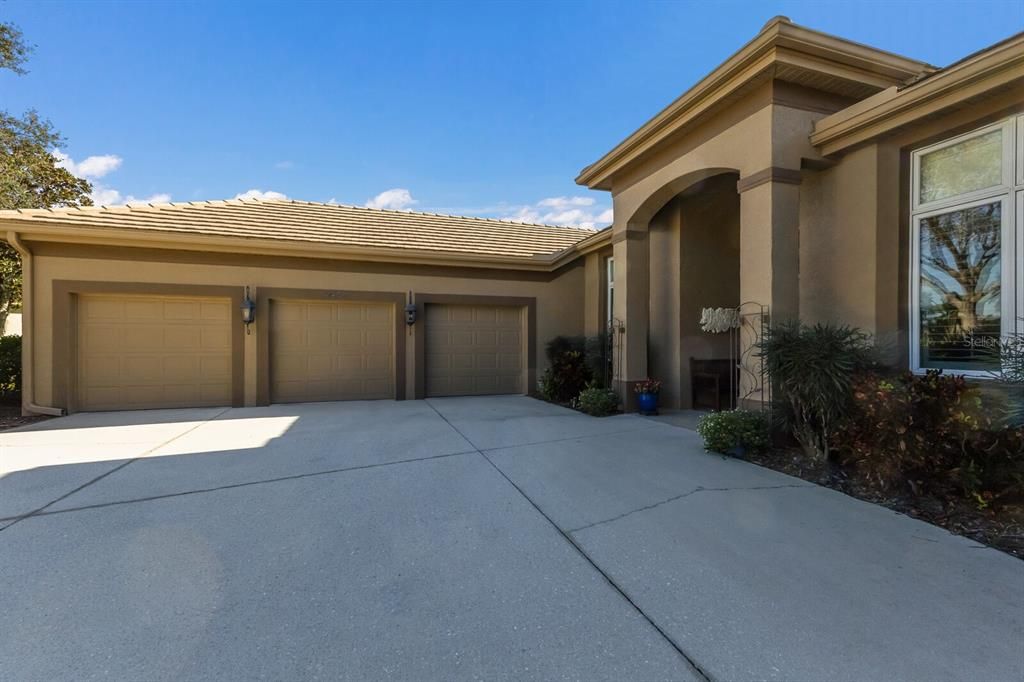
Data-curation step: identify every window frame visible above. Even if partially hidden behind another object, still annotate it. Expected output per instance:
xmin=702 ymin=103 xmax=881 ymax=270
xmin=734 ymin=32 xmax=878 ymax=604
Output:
xmin=910 ymin=194 xmax=1012 ymax=376
xmin=909 ymin=116 xmax=1022 ymax=377
xmin=605 ymin=256 xmax=615 ymax=328
xmin=911 ymin=119 xmax=1013 ymax=213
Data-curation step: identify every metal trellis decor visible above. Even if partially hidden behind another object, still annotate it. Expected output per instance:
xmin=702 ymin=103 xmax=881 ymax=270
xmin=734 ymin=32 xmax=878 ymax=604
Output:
xmin=700 ymin=302 xmax=770 ymax=410
xmin=731 ymin=302 xmax=770 ymax=410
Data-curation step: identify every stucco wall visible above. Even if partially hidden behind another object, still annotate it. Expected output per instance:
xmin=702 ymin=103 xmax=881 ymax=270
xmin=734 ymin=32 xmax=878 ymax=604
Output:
xmin=29 ymin=248 xmax=586 ymax=408
xmin=799 ymin=145 xmax=883 ymax=332
xmin=798 ymin=93 xmax=1022 ymax=367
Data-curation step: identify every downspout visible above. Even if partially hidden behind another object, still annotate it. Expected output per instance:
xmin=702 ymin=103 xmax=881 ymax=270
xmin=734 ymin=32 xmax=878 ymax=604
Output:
xmin=6 ymin=232 xmax=65 ymax=416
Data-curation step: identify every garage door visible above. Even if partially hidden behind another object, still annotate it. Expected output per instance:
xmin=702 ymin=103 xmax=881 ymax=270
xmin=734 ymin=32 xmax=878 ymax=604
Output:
xmin=77 ymin=294 xmax=233 ymax=411
xmin=425 ymin=304 xmax=524 ymax=397
xmin=270 ymin=300 xmax=394 ymax=403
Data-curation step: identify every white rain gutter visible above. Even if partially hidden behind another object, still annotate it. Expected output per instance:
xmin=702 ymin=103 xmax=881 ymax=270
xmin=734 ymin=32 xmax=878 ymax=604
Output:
xmin=6 ymin=232 xmax=65 ymax=416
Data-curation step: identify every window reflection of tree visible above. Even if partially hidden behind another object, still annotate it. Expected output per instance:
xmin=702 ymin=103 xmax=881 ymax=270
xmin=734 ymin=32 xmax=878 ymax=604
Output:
xmin=920 ymin=202 xmax=1001 ymax=366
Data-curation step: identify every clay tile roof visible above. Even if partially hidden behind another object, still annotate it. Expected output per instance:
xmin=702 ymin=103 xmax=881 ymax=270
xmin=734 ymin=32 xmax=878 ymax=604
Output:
xmin=0 ymin=198 xmax=596 ymax=260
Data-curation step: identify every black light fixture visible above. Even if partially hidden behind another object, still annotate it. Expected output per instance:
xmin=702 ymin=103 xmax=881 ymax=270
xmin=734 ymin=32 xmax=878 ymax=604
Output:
xmin=241 ymin=286 xmax=255 ymax=333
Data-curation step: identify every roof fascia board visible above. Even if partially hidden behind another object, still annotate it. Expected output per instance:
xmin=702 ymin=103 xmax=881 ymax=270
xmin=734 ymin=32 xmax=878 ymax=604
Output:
xmin=2 ymin=221 xmax=567 ymax=272
xmin=576 ymin=19 xmax=930 ymax=190
xmin=810 ymin=34 xmax=1024 ymax=155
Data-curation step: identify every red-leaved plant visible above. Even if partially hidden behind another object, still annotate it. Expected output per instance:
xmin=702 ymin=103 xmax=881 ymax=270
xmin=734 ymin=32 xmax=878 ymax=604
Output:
xmin=634 ymin=378 xmax=661 ymax=395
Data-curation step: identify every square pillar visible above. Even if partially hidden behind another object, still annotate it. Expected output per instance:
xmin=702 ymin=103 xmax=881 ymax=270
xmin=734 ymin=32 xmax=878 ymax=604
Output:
xmin=612 ymin=229 xmax=649 ymax=409
xmin=738 ymin=171 xmax=801 ymax=321
xmin=737 ymin=169 xmax=802 ymax=406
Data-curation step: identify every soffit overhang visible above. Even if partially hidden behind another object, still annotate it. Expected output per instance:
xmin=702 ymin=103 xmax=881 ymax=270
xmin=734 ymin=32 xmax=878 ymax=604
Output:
xmin=576 ymin=17 xmax=933 ymax=191
xmin=810 ymin=32 xmax=1024 ymax=156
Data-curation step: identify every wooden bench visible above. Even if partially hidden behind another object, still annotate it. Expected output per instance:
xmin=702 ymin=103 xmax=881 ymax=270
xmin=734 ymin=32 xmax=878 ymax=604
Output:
xmin=690 ymin=357 xmax=736 ymax=411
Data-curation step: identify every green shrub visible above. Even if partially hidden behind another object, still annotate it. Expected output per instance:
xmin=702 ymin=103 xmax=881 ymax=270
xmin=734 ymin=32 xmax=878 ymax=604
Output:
xmin=696 ymin=409 xmax=770 ymax=455
xmin=833 ymin=370 xmax=1024 ymax=503
xmin=759 ymin=321 xmax=875 ymax=462
xmin=538 ymin=336 xmax=594 ymax=403
xmin=992 ymin=327 xmax=1024 ymax=426
xmin=0 ymin=334 xmax=20 ymax=401
xmin=573 ymin=383 xmax=619 ymax=416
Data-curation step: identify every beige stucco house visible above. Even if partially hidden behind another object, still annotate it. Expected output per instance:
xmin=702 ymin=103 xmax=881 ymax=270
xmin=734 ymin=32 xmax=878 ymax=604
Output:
xmin=2 ymin=17 xmax=1023 ymax=415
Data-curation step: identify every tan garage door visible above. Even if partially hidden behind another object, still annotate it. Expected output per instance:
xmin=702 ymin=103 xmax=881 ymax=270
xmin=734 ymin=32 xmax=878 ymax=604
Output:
xmin=77 ymin=294 xmax=233 ymax=411
xmin=425 ymin=304 xmax=524 ymax=397
xmin=270 ymin=300 xmax=394 ymax=403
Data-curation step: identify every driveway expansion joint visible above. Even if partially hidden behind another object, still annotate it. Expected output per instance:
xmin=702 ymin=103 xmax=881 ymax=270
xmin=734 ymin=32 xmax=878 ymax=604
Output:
xmin=0 ymin=406 xmax=233 ymax=532
xmin=423 ymin=400 xmax=715 ymax=682
xmin=568 ymin=483 xmax=813 ymax=535
xmin=0 ymin=448 xmax=479 ymax=522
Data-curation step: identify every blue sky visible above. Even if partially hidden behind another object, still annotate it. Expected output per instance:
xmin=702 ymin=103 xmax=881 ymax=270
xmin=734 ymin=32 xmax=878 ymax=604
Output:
xmin=3 ymin=0 xmax=1021 ymax=227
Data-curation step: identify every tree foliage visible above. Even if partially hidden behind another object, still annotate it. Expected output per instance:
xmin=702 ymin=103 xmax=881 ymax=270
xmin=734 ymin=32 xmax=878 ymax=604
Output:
xmin=0 ymin=21 xmax=30 ymax=74
xmin=0 ymin=21 xmax=92 ymax=332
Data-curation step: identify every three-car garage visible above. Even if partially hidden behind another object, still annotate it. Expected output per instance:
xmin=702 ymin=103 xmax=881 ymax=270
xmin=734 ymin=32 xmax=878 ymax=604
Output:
xmin=7 ymin=198 xmax=590 ymax=416
xmin=67 ymin=288 xmax=531 ymax=412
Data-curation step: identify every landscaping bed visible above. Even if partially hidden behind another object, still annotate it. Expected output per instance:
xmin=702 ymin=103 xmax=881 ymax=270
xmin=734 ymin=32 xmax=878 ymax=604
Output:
xmin=744 ymin=447 xmax=1024 ymax=559
xmin=695 ymin=321 xmax=1024 ymax=560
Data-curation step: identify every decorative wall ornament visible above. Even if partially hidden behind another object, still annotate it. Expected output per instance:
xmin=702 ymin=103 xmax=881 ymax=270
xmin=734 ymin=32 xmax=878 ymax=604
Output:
xmin=699 ymin=307 xmax=740 ymax=333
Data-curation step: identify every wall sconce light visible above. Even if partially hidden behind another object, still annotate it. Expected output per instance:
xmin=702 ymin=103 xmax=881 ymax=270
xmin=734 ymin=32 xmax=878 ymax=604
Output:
xmin=241 ymin=286 xmax=256 ymax=334
xmin=404 ymin=302 xmax=418 ymax=326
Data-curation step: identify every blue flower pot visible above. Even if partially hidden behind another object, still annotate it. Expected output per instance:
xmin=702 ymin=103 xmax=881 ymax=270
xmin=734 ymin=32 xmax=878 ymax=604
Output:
xmin=637 ymin=391 xmax=659 ymax=415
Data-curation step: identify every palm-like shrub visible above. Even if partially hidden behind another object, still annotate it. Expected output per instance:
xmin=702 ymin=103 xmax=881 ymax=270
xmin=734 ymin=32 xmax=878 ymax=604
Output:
xmin=758 ymin=321 xmax=875 ymax=462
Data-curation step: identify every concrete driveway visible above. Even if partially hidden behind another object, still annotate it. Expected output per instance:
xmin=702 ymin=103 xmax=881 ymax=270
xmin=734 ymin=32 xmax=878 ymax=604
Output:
xmin=1 ymin=397 xmax=1021 ymax=681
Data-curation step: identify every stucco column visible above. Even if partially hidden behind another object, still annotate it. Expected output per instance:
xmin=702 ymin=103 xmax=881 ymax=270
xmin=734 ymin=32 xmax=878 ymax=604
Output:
xmin=612 ymin=228 xmax=649 ymax=408
xmin=738 ymin=170 xmax=801 ymax=320
xmin=737 ymin=169 xmax=801 ymax=405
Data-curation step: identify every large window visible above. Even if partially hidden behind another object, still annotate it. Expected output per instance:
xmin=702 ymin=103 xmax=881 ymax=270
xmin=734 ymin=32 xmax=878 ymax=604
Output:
xmin=911 ymin=116 xmax=1023 ymax=375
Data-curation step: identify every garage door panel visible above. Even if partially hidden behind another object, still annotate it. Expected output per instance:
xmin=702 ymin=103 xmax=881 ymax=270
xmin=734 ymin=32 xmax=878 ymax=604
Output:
xmin=84 ymin=299 xmax=128 ymax=320
xmin=200 ymin=328 xmax=231 ymax=350
xmin=306 ymin=303 xmax=334 ymax=322
xmin=499 ymin=330 xmax=521 ymax=346
xmin=425 ymin=304 xmax=524 ymax=397
xmin=199 ymin=355 xmax=232 ymax=377
xmin=163 ymin=326 xmax=201 ymax=349
xmin=77 ymin=294 xmax=234 ymax=412
xmin=499 ymin=353 xmax=522 ymax=370
xmin=364 ymin=328 xmax=392 ymax=346
xmin=270 ymin=300 xmax=395 ymax=403
xmin=84 ymin=326 xmax=122 ymax=349
xmin=200 ymin=302 xmax=230 ymax=321
xmin=497 ymin=308 xmax=521 ymax=324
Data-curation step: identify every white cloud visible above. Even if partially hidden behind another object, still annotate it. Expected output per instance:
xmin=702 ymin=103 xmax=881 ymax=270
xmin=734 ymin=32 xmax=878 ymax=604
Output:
xmin=125 ymin=193 xmax=172 ymax=205
xmin=90 ymin=187 xmax=172 ymax=206
xmin=538 ymin=196 xmax=595 ymax=208
xmin=498 ymin=196 xmax=612 ymax=229
xmin=53 ymin=150 xmax=123 ymax=179
xmin=53 ymin=150 xmax=172 ymax=206
xmin=234 ymin=189 xmax=288 ymax=201
xmin=365 ymin=188 xmax=417 ymax=211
